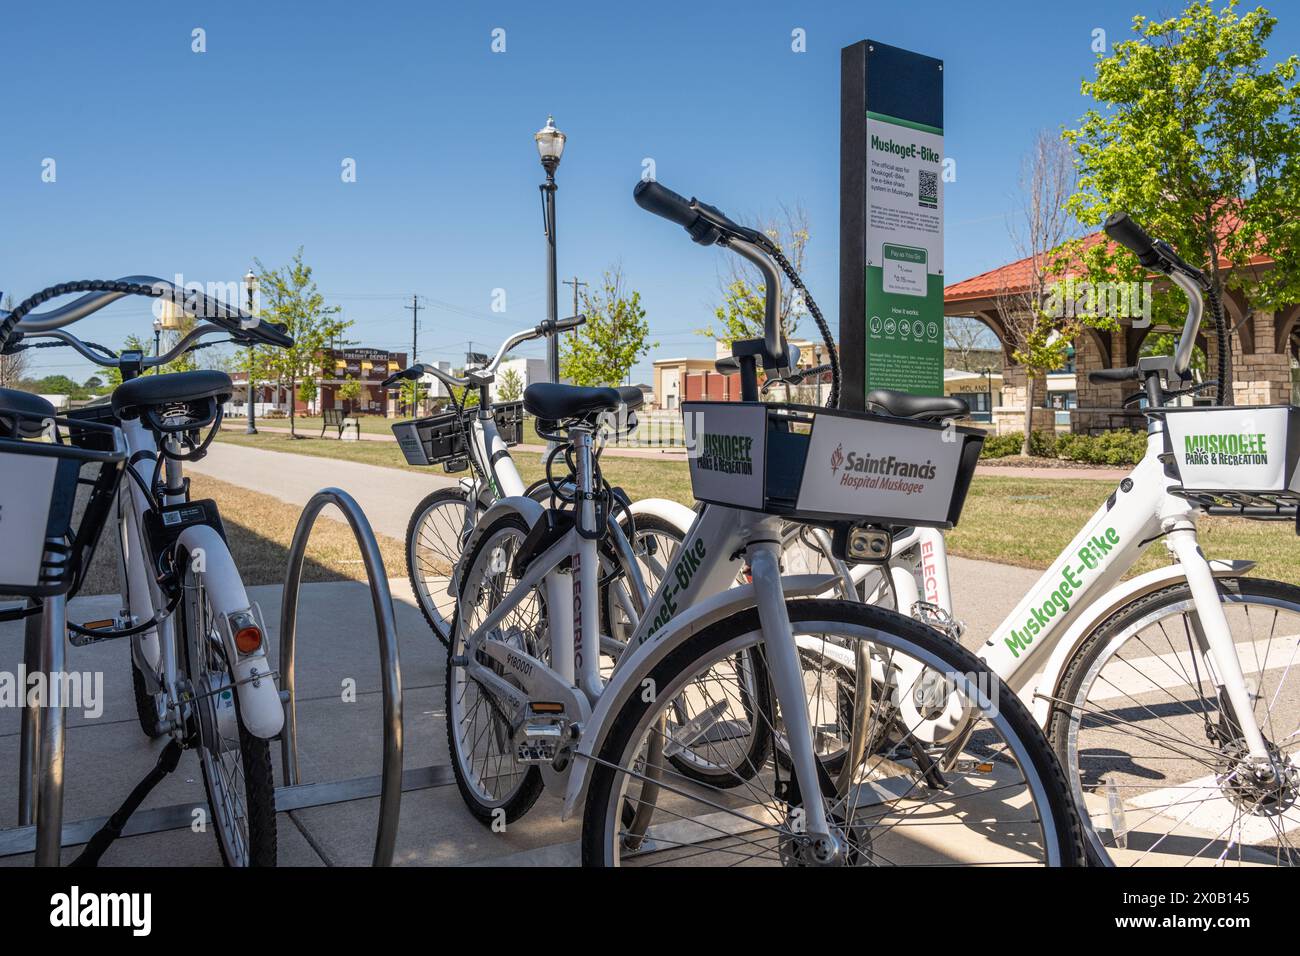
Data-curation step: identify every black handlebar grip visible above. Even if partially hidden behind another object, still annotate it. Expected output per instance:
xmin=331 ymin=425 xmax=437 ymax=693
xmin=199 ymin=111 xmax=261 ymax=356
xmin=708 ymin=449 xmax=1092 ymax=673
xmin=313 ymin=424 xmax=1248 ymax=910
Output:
xmin=1087 ymin=366 xmax=1140 ymax=384
xmin=555 ymin=314 xmax=586 ymax=332
xmin=1104 ymin=213 xmax=1159 ymax=263
xmin=633 ymin=180 xmax=699 ymax=230
xmin=381 ymin=365 xmax=420 ymax=389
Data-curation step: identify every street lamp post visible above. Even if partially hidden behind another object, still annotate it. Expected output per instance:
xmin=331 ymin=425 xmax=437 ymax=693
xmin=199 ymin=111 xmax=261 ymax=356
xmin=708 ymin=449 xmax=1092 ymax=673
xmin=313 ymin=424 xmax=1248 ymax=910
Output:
xmin=244 ymin=269 xmax=259 ymax=435
xmin=535 ymin=115 xmax=566 ymax=384
xmin=152 ymin=316 xmax=162 ymax=373
xmin=982 ymin=367 xmax=994 ymax=424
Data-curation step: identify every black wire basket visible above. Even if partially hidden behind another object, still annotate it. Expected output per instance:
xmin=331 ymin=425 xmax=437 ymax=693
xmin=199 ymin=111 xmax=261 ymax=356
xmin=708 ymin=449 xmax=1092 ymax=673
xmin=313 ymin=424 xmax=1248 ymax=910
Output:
xmin=0 ymin=407 xmax=127 ymax=597
xmin=392 ymin=401 xmax=525 ymax=466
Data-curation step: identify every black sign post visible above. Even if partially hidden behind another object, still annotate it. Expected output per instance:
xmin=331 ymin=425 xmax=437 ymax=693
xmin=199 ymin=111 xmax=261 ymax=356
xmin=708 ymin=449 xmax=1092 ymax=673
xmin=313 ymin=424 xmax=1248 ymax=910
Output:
xmin=840 ymin=40 xmax=945 ymax=411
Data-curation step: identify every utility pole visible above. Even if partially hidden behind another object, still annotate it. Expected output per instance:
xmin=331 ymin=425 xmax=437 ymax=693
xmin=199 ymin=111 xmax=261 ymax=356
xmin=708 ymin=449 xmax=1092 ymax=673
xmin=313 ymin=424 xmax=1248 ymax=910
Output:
xmin=405 ymin=294 xmax=421 ymax=415
xmin=562 ymin=276 xmax=587 ymax=320
xmin=561 ymin=276 xmax=587 ymax=383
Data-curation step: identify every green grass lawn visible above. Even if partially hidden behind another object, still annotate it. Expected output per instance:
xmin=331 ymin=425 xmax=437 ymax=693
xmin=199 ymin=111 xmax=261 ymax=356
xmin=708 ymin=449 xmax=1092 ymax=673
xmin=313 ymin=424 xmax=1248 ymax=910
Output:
xmin=215 ymin=430 xmax=1298 ymax=584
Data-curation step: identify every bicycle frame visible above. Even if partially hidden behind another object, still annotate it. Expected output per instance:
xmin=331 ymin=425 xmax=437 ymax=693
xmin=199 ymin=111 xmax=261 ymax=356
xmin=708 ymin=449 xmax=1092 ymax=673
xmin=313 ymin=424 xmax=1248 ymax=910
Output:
xmin=455 ymin=423 xmax=843 ymax=841
xmin=116 ymin=414 xmax=283 ymax=740
xmin=874 ymin=419 xmax=1273 ymax=767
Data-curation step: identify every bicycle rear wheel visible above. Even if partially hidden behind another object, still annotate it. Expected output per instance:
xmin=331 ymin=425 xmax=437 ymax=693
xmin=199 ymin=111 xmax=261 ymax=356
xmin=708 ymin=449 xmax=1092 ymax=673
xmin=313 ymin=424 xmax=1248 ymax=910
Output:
xmin=180 ymin=565 xmax=277 ymax=867
xmin=583 ymin=599 xmax=1084 ymax=866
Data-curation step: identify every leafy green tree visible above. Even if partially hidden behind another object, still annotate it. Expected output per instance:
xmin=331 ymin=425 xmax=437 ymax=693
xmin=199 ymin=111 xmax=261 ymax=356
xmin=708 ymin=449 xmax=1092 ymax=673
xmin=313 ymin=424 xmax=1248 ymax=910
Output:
xmin=447 ymin=382 xmax=481 ymax=410
xmin=254 ymin=249 xmax=350 ymax=437
xmin=1064 ymin=1 xmax=1300 ymax=401
xmin=995 ymin=131 xmax=1119 ymax=455
xmin=297 ymin=378 xmax=318 ymax=409
xmin=561 ymin=266 xmax=655 ymax=387
xmin=337 ymin=376 xmax=362 ymax=414
xmin=698 ymin=205 xmax=810 ymax=347
xmin=496 ymin=366 xmax=524 ymax=402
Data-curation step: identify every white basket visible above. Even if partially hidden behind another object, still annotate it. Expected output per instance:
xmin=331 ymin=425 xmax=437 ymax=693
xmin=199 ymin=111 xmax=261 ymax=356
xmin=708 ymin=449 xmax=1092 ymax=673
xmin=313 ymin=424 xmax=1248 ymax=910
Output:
xmin=1162 ymin=405 xmax=1300 ymax=494
xmin=683 ymin=401 xmax=985 ymax=529
xmin=0 ymin=410 xmax=126 ymax=596
xmin=0 ymin=450 xmax=60 ymax=591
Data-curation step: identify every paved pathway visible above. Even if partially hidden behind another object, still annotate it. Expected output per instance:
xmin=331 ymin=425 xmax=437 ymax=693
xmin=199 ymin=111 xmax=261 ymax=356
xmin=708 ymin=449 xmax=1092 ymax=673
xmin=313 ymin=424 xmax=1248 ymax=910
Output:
xmin=189 ymin=441 xmax=453 ymax=540
xmin=243 ymin=424 xmax=1129 ymax=476
xmin=249 ymin=422 xmax=690 ymax=460
xmin=975 ymin=463 xmax=1128 ymax=482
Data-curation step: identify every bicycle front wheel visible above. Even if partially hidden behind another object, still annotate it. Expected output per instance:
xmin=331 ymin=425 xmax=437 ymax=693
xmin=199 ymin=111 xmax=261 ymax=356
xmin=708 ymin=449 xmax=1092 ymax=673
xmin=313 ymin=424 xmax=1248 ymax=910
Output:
xmin=407 ymin=487 xmax=480 ymax=646
xmin=583 ymin=599 xmax=1084 ymax=867
xmin=1050 ymin=577 xmax=1300 ymax=866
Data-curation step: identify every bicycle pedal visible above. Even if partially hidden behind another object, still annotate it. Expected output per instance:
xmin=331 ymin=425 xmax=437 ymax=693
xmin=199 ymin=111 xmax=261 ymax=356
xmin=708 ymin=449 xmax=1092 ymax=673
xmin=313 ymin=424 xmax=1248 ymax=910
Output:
xmin=69 ymin=614 xmax=138 ymax=647
xmin=950 ymin=759 xmax=996 ymax=775
xmin=910 ymin=601 xmax=964 ymax=641
xmin=515 ymin=720 xmax=565 ymax=764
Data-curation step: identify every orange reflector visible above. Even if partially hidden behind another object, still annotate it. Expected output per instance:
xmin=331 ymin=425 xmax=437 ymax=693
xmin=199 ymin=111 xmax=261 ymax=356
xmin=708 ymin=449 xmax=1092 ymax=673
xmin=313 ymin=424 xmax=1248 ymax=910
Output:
xmin=530 ymin=702 xmax=564 ymax=714
xmin=234 ymin=626 xmax=262 ymax=654
xmin=83 ymin=619 xmax=114 ymax=630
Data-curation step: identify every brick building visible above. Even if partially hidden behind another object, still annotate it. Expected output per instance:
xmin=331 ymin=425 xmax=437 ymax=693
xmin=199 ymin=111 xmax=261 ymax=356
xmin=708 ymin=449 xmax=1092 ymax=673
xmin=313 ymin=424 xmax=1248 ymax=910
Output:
xmin=944 ymin=226 xmax=1298 ymax=435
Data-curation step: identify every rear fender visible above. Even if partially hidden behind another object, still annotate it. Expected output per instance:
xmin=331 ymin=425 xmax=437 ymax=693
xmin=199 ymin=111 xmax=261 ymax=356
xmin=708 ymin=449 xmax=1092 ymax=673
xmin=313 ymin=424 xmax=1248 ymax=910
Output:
xmin=176 ymin=524 xmax=283 ymax=739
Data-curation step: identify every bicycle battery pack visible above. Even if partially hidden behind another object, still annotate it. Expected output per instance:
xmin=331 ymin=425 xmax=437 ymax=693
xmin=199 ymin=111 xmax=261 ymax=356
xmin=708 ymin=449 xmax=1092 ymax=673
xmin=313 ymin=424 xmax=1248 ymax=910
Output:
xmin=142 ymin=499 xmax=228 ymax=574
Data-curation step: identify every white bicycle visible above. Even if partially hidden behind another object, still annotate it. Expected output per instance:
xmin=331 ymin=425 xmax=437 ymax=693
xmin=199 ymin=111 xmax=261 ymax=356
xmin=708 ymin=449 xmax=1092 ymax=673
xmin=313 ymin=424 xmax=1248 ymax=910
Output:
xmin=442 ymin=180 xmax=1086 ymax=866
xmin=794 ymin=214 xmax=1300 ymax=866
xmin=1 ymin=278 xmax=292 ymax=866
xmin=385 ymin=317 xmax=692 ymax=648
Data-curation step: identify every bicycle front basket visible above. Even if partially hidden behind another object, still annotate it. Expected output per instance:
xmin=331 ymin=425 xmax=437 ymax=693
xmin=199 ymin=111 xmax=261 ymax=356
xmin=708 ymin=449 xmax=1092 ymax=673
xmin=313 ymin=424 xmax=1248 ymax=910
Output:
xmin=391 ymin=409 xmax=466 ymax=466
xmin=0 ymin=409 xmax=127 ymax=597
xmin=683 ymin=401 xmax=985 ymax=529
xmin=1161 ymin=405 xmax=1300 ymax=496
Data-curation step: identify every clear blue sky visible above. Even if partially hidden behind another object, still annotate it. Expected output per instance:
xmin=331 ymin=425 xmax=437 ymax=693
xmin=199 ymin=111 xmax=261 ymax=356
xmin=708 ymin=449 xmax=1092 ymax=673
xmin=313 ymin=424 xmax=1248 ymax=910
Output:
xmin=4 ymin=0 xmax=1296 ymax=385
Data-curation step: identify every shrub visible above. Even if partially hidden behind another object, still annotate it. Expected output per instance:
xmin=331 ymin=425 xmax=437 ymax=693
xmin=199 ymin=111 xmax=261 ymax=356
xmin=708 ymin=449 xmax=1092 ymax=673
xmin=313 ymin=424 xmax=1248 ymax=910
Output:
xmin=979 ymin=433 xmax=1023 ymax=458
xmin=977 ymin=428 xmax=1145 ymax=465
xmin=1055 ymin=430 xmax=1146 ymax=465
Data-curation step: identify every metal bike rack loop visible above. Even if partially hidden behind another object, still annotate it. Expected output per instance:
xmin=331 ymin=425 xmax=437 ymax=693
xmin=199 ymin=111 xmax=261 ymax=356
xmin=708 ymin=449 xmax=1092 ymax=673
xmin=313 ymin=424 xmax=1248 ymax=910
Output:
xmin=279 ymin=488 xmax=404 ymax=867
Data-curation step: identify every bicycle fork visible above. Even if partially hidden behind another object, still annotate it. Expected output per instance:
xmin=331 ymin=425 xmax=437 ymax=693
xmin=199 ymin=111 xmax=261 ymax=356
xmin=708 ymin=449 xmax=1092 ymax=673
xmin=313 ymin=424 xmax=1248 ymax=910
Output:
xmin=749 ymin=538 xmax=838 ymax=858
xmin=1165 ymin=524 xmax=1275 ymax=772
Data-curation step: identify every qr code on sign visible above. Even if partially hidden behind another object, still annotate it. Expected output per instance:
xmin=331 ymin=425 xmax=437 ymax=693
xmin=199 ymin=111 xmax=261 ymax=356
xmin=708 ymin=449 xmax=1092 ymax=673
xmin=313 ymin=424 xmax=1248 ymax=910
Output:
xmin=918 ymin=169 xmax=938 ymax=209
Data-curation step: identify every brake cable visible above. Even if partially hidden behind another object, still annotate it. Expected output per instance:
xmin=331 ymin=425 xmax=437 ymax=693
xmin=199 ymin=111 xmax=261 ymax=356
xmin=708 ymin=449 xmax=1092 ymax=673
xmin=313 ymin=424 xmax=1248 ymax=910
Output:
xmin=1205 ymin=283 xmax=1228 ymax=406
xmin=764 ymin=243 xmax=841 ymax=409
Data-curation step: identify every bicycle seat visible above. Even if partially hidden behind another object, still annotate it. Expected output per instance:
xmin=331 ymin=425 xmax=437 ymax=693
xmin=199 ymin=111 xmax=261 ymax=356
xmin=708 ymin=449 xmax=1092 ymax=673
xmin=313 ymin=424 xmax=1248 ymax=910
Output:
xmin=616 ymin=385 xmax=644 ymax=412
xmin=112 ymin=369 xmax=233 ymax=420
xmin=865 ymin=388 xmax=969 ymax=421
xmin=524 ymin=383 xmax=625 ymax=420
xmin=0 ymin=387 xmax=57 ymax=438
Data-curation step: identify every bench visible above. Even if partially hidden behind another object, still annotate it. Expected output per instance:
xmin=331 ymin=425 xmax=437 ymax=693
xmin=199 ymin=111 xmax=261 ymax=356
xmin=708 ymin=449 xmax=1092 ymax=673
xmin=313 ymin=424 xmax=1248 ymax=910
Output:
xmin=321 ymin=408 xmax=360 ymax=440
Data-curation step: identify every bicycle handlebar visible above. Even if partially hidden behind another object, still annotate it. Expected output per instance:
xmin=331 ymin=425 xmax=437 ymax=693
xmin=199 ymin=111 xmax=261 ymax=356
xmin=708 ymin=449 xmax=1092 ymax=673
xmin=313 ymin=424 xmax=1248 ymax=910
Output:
xmin=633 ymin=180 xmax=764 ymax=248
xmin=633 ymin=178 xmax=839 ymax=402
xmin=0 ymin=276 xmax=293 ymax=351
xmin=381 ymin=315 xmax=587 ymax=390
xmin=1103 ymin=213 xmax=1160 ymax=267
xmin=1103 ymin=213 xmax=1208 ymax=380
